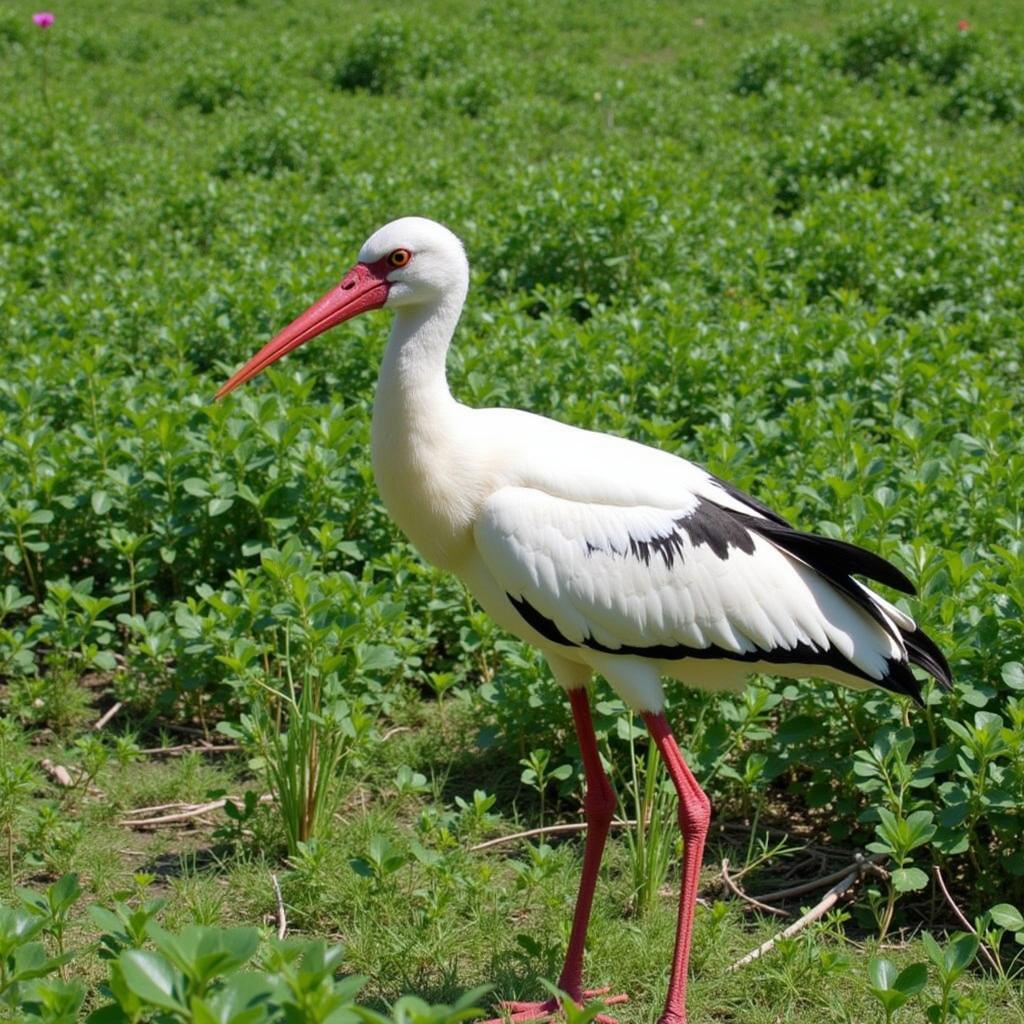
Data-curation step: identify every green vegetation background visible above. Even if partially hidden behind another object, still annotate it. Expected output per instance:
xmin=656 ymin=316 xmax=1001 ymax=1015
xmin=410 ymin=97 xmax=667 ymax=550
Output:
xmin=1 ymin=0 xmax=1023 ymax=1021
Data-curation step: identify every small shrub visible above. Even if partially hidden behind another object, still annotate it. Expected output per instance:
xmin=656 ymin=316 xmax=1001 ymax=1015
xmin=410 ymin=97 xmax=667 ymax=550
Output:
xmin=483 ymin=160 xmax=676 ymax=304
xmin=733 ymin=34 xmax=815 ymax=95
xmin=0 ymin=8 xmax=28 ymax=49
xmin=175 ymin=55 xmax=269 ymax=113
xmin=164 ymin=0 xmax=228 ymax=23
xmin=942 ymin=59 xmax=1024 ymax=123
xmin=325 ymin=15 xmax=468 ymax=95
xmin=832 ymin=5 xmax=931 ymax=78
xmin=916 ymin=27 xmax=978 ymax=85
xmin=429 ymin=70 xmax=507 ymax=118
xmin=327 ymin=15 xmax=411 ymax=94
xmin=76 ymin=35 xmax=110 ymax=64
xmin=828 ymin=4 xmax=980 ymax=85
xmin=118 ymin=26 xmax=158 ymax=62
xmin=214 ymin=111 xmax=323 ymax=179
xmin=409 ymin=24 xmax=467 ymax=80
xmin=769 ymin=116 xmax=903 ymax=213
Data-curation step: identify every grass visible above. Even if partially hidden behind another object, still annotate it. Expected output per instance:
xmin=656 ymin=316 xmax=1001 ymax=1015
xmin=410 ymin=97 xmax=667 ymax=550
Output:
xmin=7 ymin=698 xmax=1022 ymax=1022
xmin=1 ymin=0 xmax=1024 ymax=1020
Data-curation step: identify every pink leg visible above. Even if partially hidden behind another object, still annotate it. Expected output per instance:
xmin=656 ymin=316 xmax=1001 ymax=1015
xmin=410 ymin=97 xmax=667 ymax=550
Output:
xmin=485 ymin=688 xmax=627 ymax=1024
xmin=557 ymin=687 xmax=617 ymax=996
xmin=642 ymin=711 xmax=711 ymax=1024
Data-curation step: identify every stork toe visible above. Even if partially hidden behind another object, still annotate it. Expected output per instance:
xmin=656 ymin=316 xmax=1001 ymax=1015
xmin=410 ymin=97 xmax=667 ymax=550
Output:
xmin=483 ymin=988 xmax=628 ymax=1024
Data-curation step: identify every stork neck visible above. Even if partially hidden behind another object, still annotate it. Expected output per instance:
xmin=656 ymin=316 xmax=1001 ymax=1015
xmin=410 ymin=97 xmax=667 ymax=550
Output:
xmin=377 ymin=291 xmax=463 ymax=416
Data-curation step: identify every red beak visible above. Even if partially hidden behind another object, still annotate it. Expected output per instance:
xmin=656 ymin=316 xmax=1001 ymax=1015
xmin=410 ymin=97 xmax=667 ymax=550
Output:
xmin=215 ymin=261 xmax=390 ymax=400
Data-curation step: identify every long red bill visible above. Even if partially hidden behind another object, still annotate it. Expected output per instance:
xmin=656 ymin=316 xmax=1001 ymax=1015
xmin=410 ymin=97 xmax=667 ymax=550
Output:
xmin=215 ymin=262 xmax=390 ymax=400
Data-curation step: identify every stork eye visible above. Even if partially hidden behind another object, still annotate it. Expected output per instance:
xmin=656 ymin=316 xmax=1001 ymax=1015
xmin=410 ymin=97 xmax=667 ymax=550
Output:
xmin=387 ymin=249 xmax=411 ymax=268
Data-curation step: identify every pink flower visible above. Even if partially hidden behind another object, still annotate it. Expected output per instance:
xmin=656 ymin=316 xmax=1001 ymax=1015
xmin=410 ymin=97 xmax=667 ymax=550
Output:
xmin=957 ymin=18 xmax=970 ymax=31
xmin=32 ymin=12 xmax=55 ymax=28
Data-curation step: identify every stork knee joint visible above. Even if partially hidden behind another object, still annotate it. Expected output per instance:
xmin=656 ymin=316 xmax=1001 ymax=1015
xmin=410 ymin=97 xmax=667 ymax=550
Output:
xmin=678 ymin=793 xmax=712 ymax=836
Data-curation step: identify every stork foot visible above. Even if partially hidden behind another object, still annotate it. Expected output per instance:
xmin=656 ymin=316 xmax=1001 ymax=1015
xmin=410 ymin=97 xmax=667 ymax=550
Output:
xmin=483 ymin=988 xmax=628 ymax=1024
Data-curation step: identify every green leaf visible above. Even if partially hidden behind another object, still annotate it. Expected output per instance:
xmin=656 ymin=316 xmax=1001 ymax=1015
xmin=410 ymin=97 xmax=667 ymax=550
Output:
xmin=922 ymin=932 xmax=944 ymax=969
xmin=904 ymin=809 xmax=937 ymax=850
xmin=89 ymin=905 xmax=126 ymax=936
xmin=868 ymin=956 xmax=897 ymax=990
xmin=49 ymin=872 xmax=83 ymax=913
xmin=84 ymin=1004 xmax=132 ymax=1024
xmin=894 ymin=962 xmax=928 ymax=995
xmin=944 ymin=933 xmax=978 ymax=976
xmin=1001 ymin=662 xmax=1024 ymax=690
xmin=349 ymin=858 xmax=374 ymax=878
xmin=118 ymin=951 xmax=186 ymax=1012
xmin=868 ymin=986 xmax=908 ymax=1013
xmin=198 ymin=973 xmax=273 ymax=1024
xmin=183 ymin=478 xmax=211 ymax=497
xmin=989 ymin=904 xmax=1024 ymax=931
xmin=91 ymin=491 xmax=113 ymax=515
xmin=892 ymin=868 xmax=933 ymax=892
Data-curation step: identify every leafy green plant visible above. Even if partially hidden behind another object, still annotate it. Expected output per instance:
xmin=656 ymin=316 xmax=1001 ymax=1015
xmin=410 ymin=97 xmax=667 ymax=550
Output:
xmin=352 ymin=985 xmax=489 ymax=1024
xmin=174 ymin=52 xmax=269 ymax=113
xmin=1 ymin=2 xmax=1024 ymax=1017
xmin=768 ymin=115 xmax=906 ymax=214
xmin=921 ymin=932 xmax=980 ymax=1024
xmin=90 ymin=878 xmax=167 ymax=961
xmin=519 ymin=747 xmax=573 ymax=827
xmin=826 ymin=4 xmax=979 ymax=84
xmin=733 ymin=34 xmax=815 ymax=95
xmin=867 ymin=809 xmax=936 ymax=938
xmin=217 ymin=546 xmax=375 ymax=857
xmin=0 ymin=905 xmax=70 ymax=1012
xmin=942 ymin=59 xmax=1024 ymax=123
xmin=18 ymin=874 xmax=82 ymax=977
xmin=975 ymin=902 xmax=1024 ymax=982
xmin=867 ymin=957 xmax=928 ymax=1023
xmin=349 ymin=835 xmax=409 ymax=891
xmin=326 ymin=15 xmax=411 ymax=95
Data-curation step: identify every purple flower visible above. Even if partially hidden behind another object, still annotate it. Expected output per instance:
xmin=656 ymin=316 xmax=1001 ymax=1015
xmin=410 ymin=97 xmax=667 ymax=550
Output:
xmin=32 ymin=12 xmax=55 ymax=28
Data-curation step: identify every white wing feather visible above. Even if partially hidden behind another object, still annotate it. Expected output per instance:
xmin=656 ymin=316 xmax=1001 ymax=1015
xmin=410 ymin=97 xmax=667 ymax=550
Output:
xmin=474 ymin=485 xmax=902 ymax=682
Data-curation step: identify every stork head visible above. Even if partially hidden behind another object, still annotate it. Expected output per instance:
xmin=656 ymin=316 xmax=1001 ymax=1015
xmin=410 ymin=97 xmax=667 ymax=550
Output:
xmin=215 ymin=216 xmax=468 ymax=400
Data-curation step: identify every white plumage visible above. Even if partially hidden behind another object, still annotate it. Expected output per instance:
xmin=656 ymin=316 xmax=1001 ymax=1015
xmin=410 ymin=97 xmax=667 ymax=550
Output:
xmin=219 ymin=214 xmax=951 ymax=712
xmin=218 ymin=215 xmax=951 ymax=1024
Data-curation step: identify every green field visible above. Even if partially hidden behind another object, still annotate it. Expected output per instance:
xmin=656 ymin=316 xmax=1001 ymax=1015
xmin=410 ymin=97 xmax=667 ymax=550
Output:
xmin=1 ymin=0 xmax=1023 ymax=1021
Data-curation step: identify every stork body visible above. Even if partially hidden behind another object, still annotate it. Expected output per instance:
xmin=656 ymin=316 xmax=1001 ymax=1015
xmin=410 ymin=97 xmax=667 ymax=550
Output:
xmin=218 ymin=217 xmax=952 ymax=1024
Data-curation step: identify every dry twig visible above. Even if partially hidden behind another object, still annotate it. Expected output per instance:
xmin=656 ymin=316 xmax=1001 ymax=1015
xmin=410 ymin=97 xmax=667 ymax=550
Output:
xmin=750 ymin=853 xmax=889 ymax=904
xmin=933 ymin=866 xmax=1000 ymax=972
xmin=728 ymin=854 xmax=882 ymax=972
xmin=120 ymin=793 xmax=272 ymax=828
xmin=92 ymin=701 xmax=123 ymax=731
xmin=470 ymin=818 xmax=637 ymax=852
xmin=721 ymin=858 xmax=790 ymax=918
xmin=271 ymin=873 xmax=287 ymax=940
xmin=40 ymin=759 xmax=75 ymax=787
xmin=123 ymin=800 xmax=192 ymax=816
xmin=154 ymin=722 xmax=209 ymax=738
xmin=138 ymin=742 xmax=241 ymax=757
xmin=41 ymin=759 xmax=103 ymax=797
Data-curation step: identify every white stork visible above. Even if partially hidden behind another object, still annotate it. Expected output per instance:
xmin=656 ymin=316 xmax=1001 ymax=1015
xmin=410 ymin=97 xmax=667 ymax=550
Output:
xmin=217 ymin=217 xmax=952 ymax=1024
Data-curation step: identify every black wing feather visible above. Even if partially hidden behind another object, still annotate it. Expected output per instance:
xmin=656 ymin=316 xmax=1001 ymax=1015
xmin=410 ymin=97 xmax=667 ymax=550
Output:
xmin=736 ymin=515 xmax=916 ymax=595
xmin=714 ymin=495 xmax=952 ymax=698
xmin=902 ymin=626 xmax=953 ymax=691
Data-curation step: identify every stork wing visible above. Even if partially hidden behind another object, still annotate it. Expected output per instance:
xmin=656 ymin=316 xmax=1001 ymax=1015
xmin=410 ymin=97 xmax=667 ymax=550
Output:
xmin=474 ymin=485 xmax=950 ymax=700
